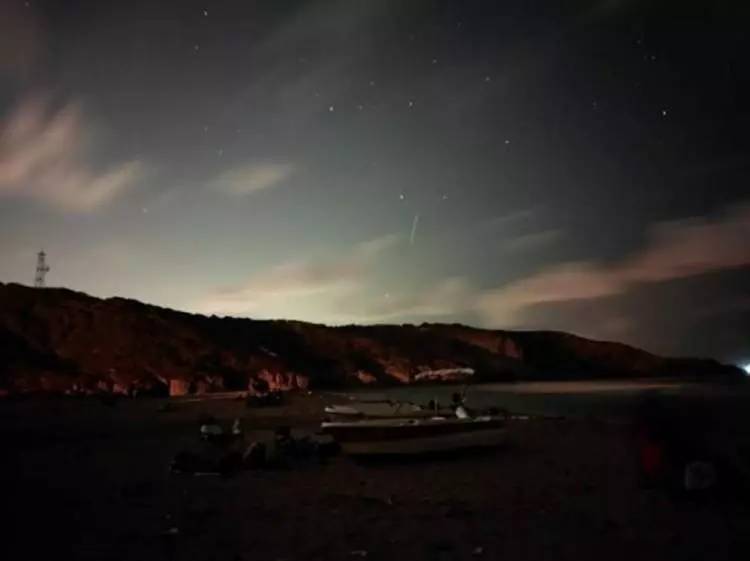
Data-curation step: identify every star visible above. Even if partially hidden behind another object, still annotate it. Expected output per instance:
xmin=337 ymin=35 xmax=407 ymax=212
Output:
xmin=357 ymin=104 xmax=364 ymax=111
xmin=504 ymin=139 xmax=511 ymax=145
xmin=369 ymin=80 xmax=376 ymax=87
xmin=217 ymin=148 xmax=224 ymax=157
xmin=484 ymin=75 xmax=492 ymax=82
xmin=193 ymin=44 xmax=200 ymax=52
xmin=203 ymin=9 xmax=208 ymax=17
xmin=441 ymin=194 xmax=449 ymax=201
xmin=399 ymin=193 xmax=406 ymax=201
xmin=408 ymin=100 xmax=414 ymax=108
xmin=203 ymin=125 xmax=209 ymax=133
xmin=329 ymin=105 xmax=335 ymax=112
xmin=431 ymin=58 xmax=438 ymax=65
xmin=141 ymin=207 xmax=148 ymax=214
xmin=661 ymin=108 xmax=668 ymax=117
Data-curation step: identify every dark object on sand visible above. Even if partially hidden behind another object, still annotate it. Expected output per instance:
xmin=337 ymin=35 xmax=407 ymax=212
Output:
xmin=246 ymin=391 xmax=283 ymax=408
xmin=200 ymin=423 xmax=224 ymax=441
xmin=200 ymin=421 xmax=245 ymax=444
xmin=246 ymin=378 xmax=283 ymax=407
xmin=241 ymin=429 xmax=340 ymax=469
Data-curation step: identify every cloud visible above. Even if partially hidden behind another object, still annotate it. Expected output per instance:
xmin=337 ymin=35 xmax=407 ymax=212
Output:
xmin=477 ymin=262 xmax=622 ymax=324
xmin=0 ymin=96 xmax=142 ymax=212
xmin=211 ymin=162 xmax=294 ymax=196
xmin=197 ymin=234 xmax=400 ymax=317
xmin=619 ymin=206 xmax=750 ymax=283
xmin=476 ymin=202 xmax=750 ymax=325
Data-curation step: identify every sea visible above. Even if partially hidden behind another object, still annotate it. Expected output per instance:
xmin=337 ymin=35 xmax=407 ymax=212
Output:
xmin=343 ymin=379 xmax=750 ymax=422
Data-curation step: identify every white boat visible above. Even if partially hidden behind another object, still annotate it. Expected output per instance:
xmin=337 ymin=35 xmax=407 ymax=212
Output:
xmin=324 ymin=392 xmax=460 ymax=420
xmin=324 ymin=400 xmax=438 ymax=419
xmin=321 ymin=415 xmax=507 ymax=456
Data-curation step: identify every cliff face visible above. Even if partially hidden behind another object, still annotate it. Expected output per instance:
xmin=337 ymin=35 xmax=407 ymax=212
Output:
xmin=0 ymin=283 xmax=742 ymax=395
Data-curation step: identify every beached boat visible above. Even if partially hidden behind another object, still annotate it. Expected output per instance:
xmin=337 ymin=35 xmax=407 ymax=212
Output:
xmin=321 ymin=415 xmax=507 ymax=456
xmin=324 ymin=391 xmax=463 ymax=420
xmin=324 ymin=400 xmax=439 ymax=419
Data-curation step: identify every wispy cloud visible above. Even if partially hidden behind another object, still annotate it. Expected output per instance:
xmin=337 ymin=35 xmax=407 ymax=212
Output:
xmin=197 ymin=234 xmax=400 ymax=317
xmin=476 ymin=262 xmax=622 ymax=324
xmin=0 ymin=96 xmax=142 ymax=212
xmin=618 ymin=204 xmax=750 ymax=283
xmin=195 ymin=203 xmax=750 ymax=328
xmin=211 ymin=162 xmax=294 ymax=196
xmin=476 ymin=201 xmax=750 ymax=325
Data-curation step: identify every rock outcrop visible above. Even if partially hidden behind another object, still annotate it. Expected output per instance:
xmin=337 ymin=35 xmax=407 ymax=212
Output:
xmin=0 ymin=283 xmax=743 ymax=395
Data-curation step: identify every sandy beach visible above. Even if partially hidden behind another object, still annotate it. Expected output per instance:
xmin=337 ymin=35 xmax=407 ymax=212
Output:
xmin=3 ymin=385 xmax=750 ymax=561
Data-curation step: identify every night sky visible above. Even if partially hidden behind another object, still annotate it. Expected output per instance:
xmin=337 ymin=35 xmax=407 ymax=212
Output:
xmin=1 ymin=1 xmax=748 ymax=363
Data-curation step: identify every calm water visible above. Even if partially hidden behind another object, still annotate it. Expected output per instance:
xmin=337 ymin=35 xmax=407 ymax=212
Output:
xmin=344 ymin=379 xmax=749 ymax=421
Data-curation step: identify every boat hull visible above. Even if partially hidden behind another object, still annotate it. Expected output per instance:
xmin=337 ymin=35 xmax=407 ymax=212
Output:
xmin=324 ymin=403 xmax=446 ymax=420
xmin=322 ymin=417 xmax=507 ymax=456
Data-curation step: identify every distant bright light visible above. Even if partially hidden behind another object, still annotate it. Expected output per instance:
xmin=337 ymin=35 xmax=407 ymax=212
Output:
xmin=744 ymin=363 xmax=750 ymax=375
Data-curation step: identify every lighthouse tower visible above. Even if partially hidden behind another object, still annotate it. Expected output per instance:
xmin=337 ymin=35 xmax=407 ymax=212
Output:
xmin=34 ymin=251 xmax=50 ymax=288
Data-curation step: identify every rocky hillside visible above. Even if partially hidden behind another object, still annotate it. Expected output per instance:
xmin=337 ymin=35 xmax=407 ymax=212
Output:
xmin=0 ymin=283 xmax=743 ymax=395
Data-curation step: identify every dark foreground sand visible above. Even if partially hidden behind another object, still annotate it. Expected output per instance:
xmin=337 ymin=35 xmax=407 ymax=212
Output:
xmin=3 ymin=390 xmax=750 ymax=561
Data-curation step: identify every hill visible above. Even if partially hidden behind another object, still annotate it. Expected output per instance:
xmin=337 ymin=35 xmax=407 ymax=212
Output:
xmin=0 ymin=282 xmax=742 ymax=395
